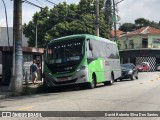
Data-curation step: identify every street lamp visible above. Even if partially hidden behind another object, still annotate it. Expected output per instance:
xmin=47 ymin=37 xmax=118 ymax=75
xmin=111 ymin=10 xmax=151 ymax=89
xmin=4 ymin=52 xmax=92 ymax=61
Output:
xmin=35 ymin=14 xmax=40 ymax=48
xmin=35 ymin=20 xmax=38 ymax=48
xmin=88 ymin=0 xmax=99 ymax=36
xmin=112 ymin=0 xmax=117 ymax=42
xmin=1 ymin=0 xmax=10 ymax=46
xmin=35 ymin=14 xmax=49 ymax=48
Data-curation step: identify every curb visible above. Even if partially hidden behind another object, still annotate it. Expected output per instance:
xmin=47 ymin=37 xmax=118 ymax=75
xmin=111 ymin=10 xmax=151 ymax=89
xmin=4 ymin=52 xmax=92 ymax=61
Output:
xmin=0 ymin=92 xmax=12 ymax=100
xmin=0 ymin=82 xmax=43 ymax=100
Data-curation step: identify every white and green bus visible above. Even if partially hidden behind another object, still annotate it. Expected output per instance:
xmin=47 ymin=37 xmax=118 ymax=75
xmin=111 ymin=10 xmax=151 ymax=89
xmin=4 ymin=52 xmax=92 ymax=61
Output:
xmin=43 ymin=34 xmax=121 ymax=89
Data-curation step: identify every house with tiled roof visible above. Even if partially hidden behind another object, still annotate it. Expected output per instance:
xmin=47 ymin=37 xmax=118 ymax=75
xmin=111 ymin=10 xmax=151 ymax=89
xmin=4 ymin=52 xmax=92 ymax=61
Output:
xmin=118 ymin=26 xmax=160 ymax=71
xmin=110 ymin=30 xmax=124 ymax=40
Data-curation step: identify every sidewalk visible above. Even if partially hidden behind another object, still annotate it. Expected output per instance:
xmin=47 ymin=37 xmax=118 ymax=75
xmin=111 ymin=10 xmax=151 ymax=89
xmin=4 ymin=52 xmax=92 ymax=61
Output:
xmin=0 ymin=81 xmax=43 ymax=100
xmin=0 ymin=85 xmax=12 ymax=100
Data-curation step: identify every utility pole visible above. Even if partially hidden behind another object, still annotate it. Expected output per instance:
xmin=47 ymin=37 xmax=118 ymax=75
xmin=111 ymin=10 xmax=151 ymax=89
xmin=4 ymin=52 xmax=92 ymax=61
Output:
xmin=95 ymin=0 xmax=99 ymax=36
xmin=11 ymin=0 xmax=23 ymax=95
xmin=112 ymin=0 xmax=117 ymax=42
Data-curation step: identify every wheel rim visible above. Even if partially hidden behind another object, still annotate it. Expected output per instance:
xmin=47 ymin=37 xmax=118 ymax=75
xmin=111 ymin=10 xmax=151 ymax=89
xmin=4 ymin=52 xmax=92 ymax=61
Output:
xmin=91 ymin=76 xmax=95 ymax=88
xmin=110 ymin=79 xmax=113 ymax=84
xmin=110 ymin=75 xmax=114 ymax=84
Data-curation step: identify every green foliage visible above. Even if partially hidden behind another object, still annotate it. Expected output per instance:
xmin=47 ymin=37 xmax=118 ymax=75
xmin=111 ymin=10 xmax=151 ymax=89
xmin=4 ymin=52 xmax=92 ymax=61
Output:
xmin=22 ymin=85 xmax=31 ymax=95
xmin=119 ymin=23 xmax=136 ymax=32
xmin=135 ymin=18 xmax=150 ymax=28
xmin=36 ymin=84 xmax=47 ymax=93
xmin=23 ymin=0 xmax=111 ymax=47
xmin=116 ymin=40 xmax=121 ymax=50
xmin=119 ymin=18 xmax=160 ymax=32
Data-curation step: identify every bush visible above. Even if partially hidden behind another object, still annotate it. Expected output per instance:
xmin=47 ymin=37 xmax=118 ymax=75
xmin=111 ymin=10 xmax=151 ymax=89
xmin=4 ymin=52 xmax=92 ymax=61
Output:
xmin=36 ymin=84 xmax=47 ymax=93
xmin=22 ymin=85 xmax=31 ymax=95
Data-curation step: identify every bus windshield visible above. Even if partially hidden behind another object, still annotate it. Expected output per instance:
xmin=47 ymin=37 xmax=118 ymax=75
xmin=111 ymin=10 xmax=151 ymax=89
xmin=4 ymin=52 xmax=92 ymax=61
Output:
xmin=47 ymin=37 xmax=84 ymax=64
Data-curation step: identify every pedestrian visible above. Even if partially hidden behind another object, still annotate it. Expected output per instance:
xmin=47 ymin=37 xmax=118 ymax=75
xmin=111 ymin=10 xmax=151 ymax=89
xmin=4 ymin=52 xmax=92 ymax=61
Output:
xmin=30 ymin=60 xmax=38 ymax=84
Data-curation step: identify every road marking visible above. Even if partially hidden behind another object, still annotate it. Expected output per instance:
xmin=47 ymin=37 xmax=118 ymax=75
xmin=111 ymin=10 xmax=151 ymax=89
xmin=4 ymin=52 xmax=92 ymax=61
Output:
xmin=18 ymin=106 xmax=34 ymax=110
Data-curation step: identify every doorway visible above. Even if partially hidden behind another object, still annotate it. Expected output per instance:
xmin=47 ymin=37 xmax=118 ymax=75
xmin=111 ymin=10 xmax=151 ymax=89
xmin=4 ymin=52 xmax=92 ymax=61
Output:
xmin=142 ymin=38 xmax=148 ymax=48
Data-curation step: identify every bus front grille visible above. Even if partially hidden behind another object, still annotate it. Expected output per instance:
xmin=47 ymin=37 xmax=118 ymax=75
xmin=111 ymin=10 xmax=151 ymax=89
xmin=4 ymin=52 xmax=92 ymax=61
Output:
xmin=54 ymin=78 xmax=77 ymax=85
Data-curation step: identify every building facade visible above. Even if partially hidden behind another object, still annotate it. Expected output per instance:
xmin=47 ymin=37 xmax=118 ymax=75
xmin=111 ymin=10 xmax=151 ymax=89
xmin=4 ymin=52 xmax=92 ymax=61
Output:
xmin=118 ymin=26 xmax=160 ymax=71
xmin=0 ymin=27 xmax=44 ymax=85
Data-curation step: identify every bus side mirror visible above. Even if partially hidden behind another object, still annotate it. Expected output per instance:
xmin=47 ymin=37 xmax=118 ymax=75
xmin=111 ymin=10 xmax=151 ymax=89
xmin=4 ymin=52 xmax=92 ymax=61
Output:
xmin=89 ymin=40 xmax=93 ymax=51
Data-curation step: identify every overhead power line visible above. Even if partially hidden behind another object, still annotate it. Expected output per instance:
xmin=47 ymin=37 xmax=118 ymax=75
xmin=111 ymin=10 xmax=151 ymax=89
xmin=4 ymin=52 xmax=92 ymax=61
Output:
xmin=23 ymin=0 xmax=43 ymax=9
xmin=22 ymin=0 xmax=124 ymax=34
xmin=45 ymin=0 xmax=95 ymax=23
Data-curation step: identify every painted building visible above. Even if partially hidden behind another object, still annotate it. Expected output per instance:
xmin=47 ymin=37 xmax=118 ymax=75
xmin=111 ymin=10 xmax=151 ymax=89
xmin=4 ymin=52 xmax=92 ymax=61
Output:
xmin=118 ymin=26 xmax=160 ymax=71
xmin=0 ymin=27 xmax=44 ymax=85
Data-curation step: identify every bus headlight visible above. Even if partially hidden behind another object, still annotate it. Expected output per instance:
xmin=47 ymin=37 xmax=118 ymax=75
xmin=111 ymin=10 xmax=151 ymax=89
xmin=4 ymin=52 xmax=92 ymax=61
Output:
xmin=76 ymin=66 xmax=86 ymax=72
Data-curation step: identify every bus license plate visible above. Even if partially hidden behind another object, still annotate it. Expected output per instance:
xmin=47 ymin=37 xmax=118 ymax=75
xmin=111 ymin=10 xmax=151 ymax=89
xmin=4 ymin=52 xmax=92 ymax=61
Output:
xmin=59 ymin=78 xmax=68 ymax=81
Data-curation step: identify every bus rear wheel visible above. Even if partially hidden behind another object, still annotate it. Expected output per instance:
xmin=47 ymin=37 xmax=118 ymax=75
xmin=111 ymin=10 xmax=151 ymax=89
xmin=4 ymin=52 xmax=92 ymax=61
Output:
xmin=104 ymin=74 xmax=114 ymax=85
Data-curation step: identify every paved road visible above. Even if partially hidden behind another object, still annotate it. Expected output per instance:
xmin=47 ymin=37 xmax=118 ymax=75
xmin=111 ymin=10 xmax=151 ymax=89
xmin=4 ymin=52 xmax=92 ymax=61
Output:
xmin=0 ymin=72 xmax=160 ymax=120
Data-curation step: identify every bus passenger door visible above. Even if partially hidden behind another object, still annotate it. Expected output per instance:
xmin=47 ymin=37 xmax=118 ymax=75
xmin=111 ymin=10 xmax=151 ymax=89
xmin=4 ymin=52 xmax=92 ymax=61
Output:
xmin=86 ymin=40 xmax=94 ymax=82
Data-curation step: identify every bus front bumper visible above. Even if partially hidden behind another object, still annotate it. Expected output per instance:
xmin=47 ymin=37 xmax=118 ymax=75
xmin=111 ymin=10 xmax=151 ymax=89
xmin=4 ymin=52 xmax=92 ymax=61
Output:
xmin=44 ymin=69 xmax=89 ymax=87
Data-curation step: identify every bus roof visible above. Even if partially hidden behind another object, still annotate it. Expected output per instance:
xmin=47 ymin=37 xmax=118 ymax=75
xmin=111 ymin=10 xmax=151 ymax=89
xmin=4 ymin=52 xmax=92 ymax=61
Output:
xmin=48 ymin=34 xmax=116 ymax=45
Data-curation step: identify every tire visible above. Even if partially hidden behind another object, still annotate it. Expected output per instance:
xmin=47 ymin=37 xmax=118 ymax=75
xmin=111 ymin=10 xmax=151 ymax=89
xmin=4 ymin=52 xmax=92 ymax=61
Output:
xmin=131 ymin=74 xmax=135 ymax=80
xmin=131 ymin=75 xmax=134 ymax=80
xmin=88 ymin=74 xmax=96 ymax=89
xmin=104 ymin=73 xmax=114 ymax=85
xmin=43 ymin=80 xmax=50 ymax=92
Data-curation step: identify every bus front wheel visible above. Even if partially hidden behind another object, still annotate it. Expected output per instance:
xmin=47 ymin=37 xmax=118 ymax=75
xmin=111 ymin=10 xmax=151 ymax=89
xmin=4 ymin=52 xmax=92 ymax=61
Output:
xmin=88 ymin=74 xmax=96 ymax=89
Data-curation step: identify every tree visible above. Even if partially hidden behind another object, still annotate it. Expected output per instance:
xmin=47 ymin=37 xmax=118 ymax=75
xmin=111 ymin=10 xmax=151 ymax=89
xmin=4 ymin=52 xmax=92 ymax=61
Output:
xmin=23 ymin=1 xmax=111 ymax=47
xmin=119 ymin=18 xmax=160 ymax=32
xmin=23 ymin=7 xmax=50 ymax=47
xmin=119 ymin=23 xmax=136 ymax=32
xmin=135 ymin=18 xmax=150 ymax=28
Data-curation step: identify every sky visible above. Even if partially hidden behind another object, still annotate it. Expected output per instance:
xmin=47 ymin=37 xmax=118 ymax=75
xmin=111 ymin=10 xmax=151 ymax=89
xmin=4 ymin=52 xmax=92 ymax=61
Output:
xmin=0 ymin=0 xmax=160 ymax=27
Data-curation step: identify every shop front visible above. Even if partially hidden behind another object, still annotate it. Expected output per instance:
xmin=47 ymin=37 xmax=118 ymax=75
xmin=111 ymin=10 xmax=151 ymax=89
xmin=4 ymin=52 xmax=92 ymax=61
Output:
xmin=119 ymin=49 xmax=160 ymax=71
xmin=0 ymin=47 xmax=44 ymax=85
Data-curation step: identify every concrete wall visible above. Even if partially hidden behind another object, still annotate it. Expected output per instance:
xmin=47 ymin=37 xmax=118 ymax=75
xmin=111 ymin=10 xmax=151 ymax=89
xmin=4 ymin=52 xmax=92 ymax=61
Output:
xmin=0 ymin=27 xmax=28 ymax=47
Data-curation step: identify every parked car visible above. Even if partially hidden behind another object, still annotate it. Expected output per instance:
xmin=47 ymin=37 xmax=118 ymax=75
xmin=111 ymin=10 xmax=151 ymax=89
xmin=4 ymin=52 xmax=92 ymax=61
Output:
xmin=136 ymin=62 xmax=150 ymax=72
xmin=156 ymin=64 xmax=160 ymax=71
xmin=120 ymin=63 xmax=138 ymax=80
